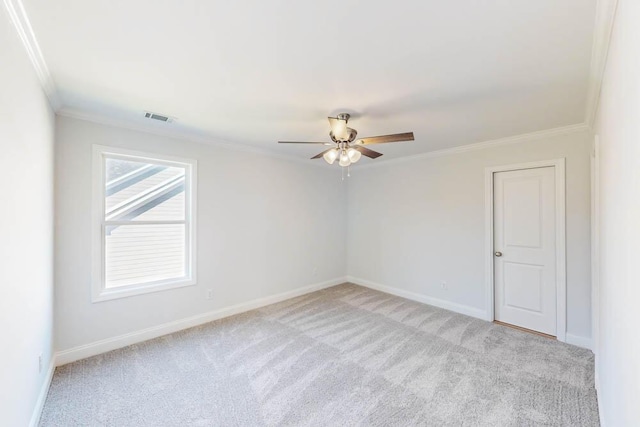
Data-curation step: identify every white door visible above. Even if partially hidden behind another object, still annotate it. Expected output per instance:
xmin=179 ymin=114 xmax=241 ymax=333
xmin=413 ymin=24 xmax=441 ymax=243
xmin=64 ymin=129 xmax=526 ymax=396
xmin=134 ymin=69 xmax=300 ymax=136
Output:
xmin=494 ymin=167 xmax=556 ymax=335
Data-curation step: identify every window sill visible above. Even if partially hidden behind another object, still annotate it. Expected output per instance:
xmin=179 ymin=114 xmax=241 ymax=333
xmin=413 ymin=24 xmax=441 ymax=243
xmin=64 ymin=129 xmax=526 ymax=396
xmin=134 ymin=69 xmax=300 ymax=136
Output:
xmin=91 ymin=277 xmax=196 ymax=303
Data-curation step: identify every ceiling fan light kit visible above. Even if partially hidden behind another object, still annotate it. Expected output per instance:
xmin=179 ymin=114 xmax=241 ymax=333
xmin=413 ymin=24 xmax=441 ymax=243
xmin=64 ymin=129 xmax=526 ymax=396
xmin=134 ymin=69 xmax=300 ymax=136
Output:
xmin=278 ymin=112 xmax=415 ymax=170
xmin=322 ymin=145 xmax=362 ymax=167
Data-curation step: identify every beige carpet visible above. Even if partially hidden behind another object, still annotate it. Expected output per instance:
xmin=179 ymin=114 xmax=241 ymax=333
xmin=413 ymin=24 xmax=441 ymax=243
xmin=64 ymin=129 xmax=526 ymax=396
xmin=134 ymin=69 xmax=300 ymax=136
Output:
xmin=40 ymin=283 xmax=599 ymax=426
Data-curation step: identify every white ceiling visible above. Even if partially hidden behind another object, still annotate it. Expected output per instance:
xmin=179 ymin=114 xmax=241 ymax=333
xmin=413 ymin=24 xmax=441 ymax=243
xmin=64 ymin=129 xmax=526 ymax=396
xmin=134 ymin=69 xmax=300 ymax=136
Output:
xmin=23 ymin=0 xmax=596 ymax=160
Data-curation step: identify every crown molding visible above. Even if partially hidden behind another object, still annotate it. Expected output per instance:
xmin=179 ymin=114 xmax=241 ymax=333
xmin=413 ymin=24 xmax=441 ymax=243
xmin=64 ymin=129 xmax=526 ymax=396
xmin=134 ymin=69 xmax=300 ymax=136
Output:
xmin=355 ymin=123 xmax=591 ymax=170
xmin=3 ymin=0 xmax=61 ymax=110
xmin=57 ymin=108 xmax=330 ymax=168
xmin=59 ymin=108 xmax=591 ymax=172
xmin=584 ymin=0 xmax=619 ymax=126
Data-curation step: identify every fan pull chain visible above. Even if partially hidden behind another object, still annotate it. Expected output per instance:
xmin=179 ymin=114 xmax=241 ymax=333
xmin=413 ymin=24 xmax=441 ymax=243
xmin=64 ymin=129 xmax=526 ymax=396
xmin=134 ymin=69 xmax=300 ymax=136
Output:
xmin=341 ymin=166 xmax=344 ymax=181
xmin=347 ymin=165 xmax=351 ymax=178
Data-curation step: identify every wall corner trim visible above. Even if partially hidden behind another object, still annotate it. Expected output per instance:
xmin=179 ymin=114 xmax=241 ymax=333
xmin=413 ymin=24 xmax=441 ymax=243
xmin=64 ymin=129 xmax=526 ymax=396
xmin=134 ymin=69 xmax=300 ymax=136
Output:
xmin=55 ymin=277 xmax=348 ymax=366
xmin=2 ymin=0 xmax=61 ymax=110
xmin=346 ymin=276 xmax=487 ymax=320
xmin=29 ymin=357 xmax=56 ymax=427
xmin=595 ymin=361 xmax=606 ymax=426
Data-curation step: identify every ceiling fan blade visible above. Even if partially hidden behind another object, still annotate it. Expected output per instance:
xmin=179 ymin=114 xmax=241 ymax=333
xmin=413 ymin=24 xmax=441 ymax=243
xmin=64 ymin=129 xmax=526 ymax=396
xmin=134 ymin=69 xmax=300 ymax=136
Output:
xmin=278 ymin=141 xmax=332 ymax=145
xmin=356 ymin=132 xmax=414 ymax=145
xmin=354 ymin=145 xmax=383 ymax=159
xmin=311 ymin=148 xmax=334 ymax=159
xmin=328 ymin=117 xmax=349 ymax=140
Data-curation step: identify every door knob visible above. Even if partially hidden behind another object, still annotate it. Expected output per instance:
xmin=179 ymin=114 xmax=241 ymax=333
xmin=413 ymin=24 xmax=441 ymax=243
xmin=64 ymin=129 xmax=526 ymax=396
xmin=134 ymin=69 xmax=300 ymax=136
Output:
xmin=495 ymin=251 xmax=503 ymax=257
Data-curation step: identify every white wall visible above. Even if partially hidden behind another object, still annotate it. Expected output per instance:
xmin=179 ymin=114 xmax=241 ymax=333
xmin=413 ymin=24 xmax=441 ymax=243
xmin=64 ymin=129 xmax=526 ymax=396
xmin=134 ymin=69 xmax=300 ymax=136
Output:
xmin=593 ymin=0 xmax=640 ymax=424
xmin=55 ymin=116 xmax=347 ymax=352
xmin=347 ymin=130 xmax=592 ymax=342
xmin=0 ymin=7 xmax=55 ymax=427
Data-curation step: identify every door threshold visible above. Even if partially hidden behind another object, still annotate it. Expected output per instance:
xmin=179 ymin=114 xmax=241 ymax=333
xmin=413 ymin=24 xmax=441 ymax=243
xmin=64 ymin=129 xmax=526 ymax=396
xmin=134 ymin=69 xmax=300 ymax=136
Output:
xmin=493 ymin=321 xmax=556 ymax=340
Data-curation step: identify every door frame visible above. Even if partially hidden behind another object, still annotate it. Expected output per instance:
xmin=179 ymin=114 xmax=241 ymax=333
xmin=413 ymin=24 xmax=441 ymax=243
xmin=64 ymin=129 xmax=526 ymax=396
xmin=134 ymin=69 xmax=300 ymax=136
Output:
xmin=484 ymin=158 xmax=567 ymax=342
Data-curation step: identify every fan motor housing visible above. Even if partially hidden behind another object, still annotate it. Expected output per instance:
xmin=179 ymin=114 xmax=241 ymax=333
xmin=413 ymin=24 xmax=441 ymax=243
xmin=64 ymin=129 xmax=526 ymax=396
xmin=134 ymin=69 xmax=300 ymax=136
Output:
xmin=330 ymin=127 xmax=358 ymax=143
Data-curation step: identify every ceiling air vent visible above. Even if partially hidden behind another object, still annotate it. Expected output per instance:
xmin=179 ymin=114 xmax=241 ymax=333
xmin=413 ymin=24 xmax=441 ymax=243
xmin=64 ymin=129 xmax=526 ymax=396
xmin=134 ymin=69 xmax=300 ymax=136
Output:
xmin=144 ymin=111 xmax=174 ymax=123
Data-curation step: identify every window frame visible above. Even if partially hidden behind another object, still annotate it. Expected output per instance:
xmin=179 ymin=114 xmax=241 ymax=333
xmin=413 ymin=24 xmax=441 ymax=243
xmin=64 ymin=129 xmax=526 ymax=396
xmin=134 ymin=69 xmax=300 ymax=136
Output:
xmin=91 ymin=145 xmax=197 ymax=303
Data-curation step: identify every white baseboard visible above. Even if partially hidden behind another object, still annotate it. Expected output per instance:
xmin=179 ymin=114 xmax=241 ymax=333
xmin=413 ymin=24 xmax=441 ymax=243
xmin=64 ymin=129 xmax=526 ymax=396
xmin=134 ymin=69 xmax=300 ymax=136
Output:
xmin=348 ymin=277 xmax=594 ymax=351
xmin=347 ymin=276 xmax=487 ymax=320
xmin=29 ymin=356 xmax=56 ymax=427
xmin=56 ymin=277 xmax=347 ymax=366
xmin=565 ymin=333 xmax=593 ymax=350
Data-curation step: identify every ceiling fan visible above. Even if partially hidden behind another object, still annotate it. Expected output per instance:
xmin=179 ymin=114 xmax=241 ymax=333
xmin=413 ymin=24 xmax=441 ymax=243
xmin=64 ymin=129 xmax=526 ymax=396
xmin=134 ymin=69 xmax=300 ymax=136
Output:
xmin=278 ymin=113 xmax=414 ymax=167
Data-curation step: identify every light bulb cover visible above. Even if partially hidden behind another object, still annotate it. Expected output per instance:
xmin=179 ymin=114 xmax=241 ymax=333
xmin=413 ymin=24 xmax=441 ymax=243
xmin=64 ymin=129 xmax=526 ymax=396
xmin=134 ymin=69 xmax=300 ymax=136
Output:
xmin=347 ymin=147 xmax=362 ymax=163
xmin=323 ymin=148 xmax=339 ymax=165
xmin=339 ymin=151 xmax=351 ymax=167
xmin=333 ymin=120 xmax=348 ymax=141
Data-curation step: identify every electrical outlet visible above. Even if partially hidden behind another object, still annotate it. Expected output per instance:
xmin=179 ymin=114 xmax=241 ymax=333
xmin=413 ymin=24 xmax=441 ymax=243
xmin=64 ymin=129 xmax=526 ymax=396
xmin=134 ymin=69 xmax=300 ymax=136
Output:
xmin=205 ymin=289 xmax=213 ymax=300
xmin=441 ymin=281 xmax=448 ymax=290
xmin=38 ymin=354 xmax=42 ymax=373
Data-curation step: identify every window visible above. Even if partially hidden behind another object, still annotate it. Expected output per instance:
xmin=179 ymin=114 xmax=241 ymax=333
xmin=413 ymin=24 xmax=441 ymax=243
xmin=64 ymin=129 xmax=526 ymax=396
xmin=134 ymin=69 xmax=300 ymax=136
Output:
xmin=92 ymin=145 xmax=196 ymax=302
